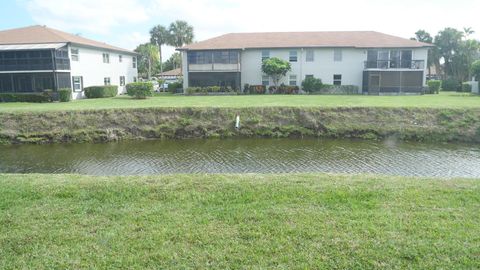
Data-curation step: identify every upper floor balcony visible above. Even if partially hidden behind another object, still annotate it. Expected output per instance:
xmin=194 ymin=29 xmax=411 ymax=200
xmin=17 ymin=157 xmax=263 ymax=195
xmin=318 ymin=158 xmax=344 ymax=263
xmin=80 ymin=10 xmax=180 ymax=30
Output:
xmin=0 ymin=48 xmax=70 ymax=72
xmin=187 ymin=50 xmax=240 ymax=72
xmin=364 ymin=60 xmax=425 ymax=70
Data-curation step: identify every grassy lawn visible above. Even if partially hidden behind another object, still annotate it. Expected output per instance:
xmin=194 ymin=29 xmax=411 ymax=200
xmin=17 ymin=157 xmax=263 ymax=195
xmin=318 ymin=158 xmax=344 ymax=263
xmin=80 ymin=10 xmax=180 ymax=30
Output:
xmin=0 ymin=92 xmax=478 ymax=112
xmin=1 ymin=173 xmax=479 ymax=269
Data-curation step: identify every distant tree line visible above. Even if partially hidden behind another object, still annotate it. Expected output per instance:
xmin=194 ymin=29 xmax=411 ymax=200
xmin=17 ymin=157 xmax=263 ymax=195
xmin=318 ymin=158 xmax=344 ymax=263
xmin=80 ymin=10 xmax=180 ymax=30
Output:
xmin=135 ymin=20 xmax=194 ymax=79
xmin=411 ymin=27 xmax=480 ymax=83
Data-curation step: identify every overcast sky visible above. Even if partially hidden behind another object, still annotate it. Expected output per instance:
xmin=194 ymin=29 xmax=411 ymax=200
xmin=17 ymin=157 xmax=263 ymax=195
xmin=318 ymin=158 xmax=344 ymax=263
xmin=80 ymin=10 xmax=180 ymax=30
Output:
xmin=2 ymin=0 xmax=479 ymax=59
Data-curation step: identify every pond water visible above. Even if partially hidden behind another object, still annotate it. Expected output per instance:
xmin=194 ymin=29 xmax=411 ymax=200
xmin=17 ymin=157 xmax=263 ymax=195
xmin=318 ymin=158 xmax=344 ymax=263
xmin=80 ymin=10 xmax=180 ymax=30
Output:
xmin=0 ymin=138 xmax=479 ymax=178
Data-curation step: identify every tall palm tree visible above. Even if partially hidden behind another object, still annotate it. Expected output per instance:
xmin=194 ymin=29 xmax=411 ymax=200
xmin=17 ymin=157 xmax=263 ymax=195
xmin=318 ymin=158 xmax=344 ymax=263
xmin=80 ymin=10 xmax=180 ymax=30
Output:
xmin=135 ymin=43 xmax=159 ymax=80
xmin=168 ymin=21 xmax=194 ymax=70
xmin=150 ymin=25 xmax=170 ymax=74
xmin=168 ymin=20 xmax=194 ymax=49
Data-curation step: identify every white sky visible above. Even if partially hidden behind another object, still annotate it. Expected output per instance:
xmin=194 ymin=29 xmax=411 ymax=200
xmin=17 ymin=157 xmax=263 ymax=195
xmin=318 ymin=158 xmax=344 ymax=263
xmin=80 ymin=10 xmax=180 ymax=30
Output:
xmin=21 ymin=0 xmax=480 ymax=59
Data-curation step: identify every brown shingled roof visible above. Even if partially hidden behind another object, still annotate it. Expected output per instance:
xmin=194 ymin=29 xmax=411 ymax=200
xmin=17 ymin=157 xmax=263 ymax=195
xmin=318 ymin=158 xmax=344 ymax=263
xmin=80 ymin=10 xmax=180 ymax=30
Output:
xmin=158 ymin=68 xmax=182 ymax=77
xmin=0 ymin=25 xmax=135 ymax=54
xmin=179 ymin=31 xmax=433 ymax=50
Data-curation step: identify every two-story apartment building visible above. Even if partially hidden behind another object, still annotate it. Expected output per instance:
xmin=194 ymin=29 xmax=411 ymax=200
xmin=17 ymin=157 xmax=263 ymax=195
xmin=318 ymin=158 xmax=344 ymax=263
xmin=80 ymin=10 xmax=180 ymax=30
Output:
xmin=178 ymin=31 xmax=432 ymax=94
xmin=0 ymin=25 xmax=138 ymax=99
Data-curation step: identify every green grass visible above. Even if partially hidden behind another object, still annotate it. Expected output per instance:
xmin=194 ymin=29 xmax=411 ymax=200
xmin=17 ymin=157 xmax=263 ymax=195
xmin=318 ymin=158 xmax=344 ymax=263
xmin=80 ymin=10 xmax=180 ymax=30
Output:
xmin=1 ymin=173 xmax=479 ymax=269
xmin=0 ymin=92 xmax=478 ymax=112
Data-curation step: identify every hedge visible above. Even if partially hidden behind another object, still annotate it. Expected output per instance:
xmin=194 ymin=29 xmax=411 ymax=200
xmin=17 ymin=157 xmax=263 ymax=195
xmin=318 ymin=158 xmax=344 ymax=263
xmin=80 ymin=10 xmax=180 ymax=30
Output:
xmin=268 ymin=84 xmax=300 ymax=94
xmin=58 ymin=88 xmax=72 ymax=102
xmin=84 ymin=85 xmax=118 ymax=98
xmin=0 ymin=92 xmax=52 ymax=103
xmin=462 ymin=83 xmax=472 ymax=92
xmin=427 ymin=80 xmax=441 ymax=94
xmin=168 ymin=82 xmax=183 ymax=94
xmin=126 ymin=82 xmax=154 ymax=99
xmin=186 ymin=86 xmax=236 ymax=95
xmin=441 ymin=79 xmax=461 ymax=91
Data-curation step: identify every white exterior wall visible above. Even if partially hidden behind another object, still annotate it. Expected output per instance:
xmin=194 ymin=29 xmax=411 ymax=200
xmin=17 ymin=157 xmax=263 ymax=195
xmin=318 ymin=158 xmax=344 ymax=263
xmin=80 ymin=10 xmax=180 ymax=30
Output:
xmin=182 ymin=51 xmax=189 ymax=89
xmin=240 ymin=47 xmax=429 ymax=92
xmin=69 ymin=44 xmax=138 ymax=99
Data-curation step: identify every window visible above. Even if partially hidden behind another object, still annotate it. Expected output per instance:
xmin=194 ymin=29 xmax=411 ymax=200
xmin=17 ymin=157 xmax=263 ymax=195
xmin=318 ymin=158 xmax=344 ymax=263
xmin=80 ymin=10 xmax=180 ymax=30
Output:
xmin=132 ymin=57 xmax=137 ymax=68
xmin=119 ymin=55 xmax=123 ymax=63
xmin=262 ymin=50 xmax=270 ymax=61
xmin=334 ymin=49 xmax=342 ymax=62
xmin=72 ymin=76 xmax=83 ymax=91
xmin=133 ymin=76 xmax=137 ymax=82
xmin=188 ymin=51 xmax=239 ymax=64
xmin=333 ymin=74 xmax=342 ymax=85
xmin=262 ymin=75 xmax=269 ymax=86
xmin=305 ymin=74 xmax=314 ymax=79
xmin=104 ymin=77 xmax=111 ymax=85
xmin=120 ymin=76 xmax=125 ymax=86
xmin=103 ymin=53 xmax=110 ymax=63
xmin=289 ymin=75 xmax=297 ymax=86
xmin=71 ymin=48 xmax=79 ymax=61
xmin=306 ymin=50 xmax=314 ymax=62
xmin=289 ymin=51 xmax=297 ymax=62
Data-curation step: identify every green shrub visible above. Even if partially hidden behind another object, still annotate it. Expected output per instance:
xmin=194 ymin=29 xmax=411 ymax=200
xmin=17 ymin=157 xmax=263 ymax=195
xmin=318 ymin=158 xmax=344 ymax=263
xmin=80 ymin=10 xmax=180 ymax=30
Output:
xmin=58 ymin=88 xmax=72 ymax=102
xmin=185 ymin=86 xmax=237 ymax=95
xmin=84 ymin=85 xmax=118 ymax=98
xmin=427 ymin=80 xmax=441 ymax=94
xmin=0 ymin=92 xmax=51 ymax=103
xmin=275 ymin=84 xmax=300 ymax=94
xmin=462 ymin=83 xmax=472 ymax=92
xmin=168 ymin=82 xmax=183 ymax=94
xmin=248 ymin=85 xmax=266 ymax=94
xmin=301 ymin=77 xmax=323 ymax=92
xmin=126 ymin=82 xmax=154 ymax=99
xmin=441 ymin=78 xmax=461 ymax=91
xmin=42 ymin=89 xmax=56 ymax=102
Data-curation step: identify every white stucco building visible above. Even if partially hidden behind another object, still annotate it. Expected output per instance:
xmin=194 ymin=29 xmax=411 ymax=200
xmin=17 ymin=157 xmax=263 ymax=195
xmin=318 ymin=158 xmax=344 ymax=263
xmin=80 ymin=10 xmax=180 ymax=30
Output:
xmin=179 ymin=31 xmax=432 ymax=94
xmin=0 ymin=25 xmax=138 ymax=99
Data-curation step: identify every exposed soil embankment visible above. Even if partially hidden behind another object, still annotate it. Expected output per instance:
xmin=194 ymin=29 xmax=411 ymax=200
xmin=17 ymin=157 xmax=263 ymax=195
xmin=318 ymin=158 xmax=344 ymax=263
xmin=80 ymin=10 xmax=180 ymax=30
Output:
xmin=0 ymin=107 xmax=479 ymax=144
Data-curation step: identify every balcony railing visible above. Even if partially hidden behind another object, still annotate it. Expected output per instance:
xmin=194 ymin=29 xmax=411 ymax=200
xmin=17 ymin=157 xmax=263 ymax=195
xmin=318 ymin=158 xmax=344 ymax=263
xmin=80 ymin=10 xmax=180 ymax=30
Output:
xmin=364 ymin=60 xmax=425 ymax=70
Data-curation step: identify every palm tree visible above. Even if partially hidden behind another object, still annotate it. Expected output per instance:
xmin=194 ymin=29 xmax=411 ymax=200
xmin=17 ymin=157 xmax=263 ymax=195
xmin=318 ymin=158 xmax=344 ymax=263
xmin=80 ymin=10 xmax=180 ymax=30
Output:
xmin=168 ymin=21 xmax=194 ymax=70
xmin=463 ymin=27 xmax=475 ymax=39
xmin=135 ymin=43 xmax=159 ymax=80
xmin=168 ymin=20 xmax=194 ymax=49
xmin=150 ymin=25 xmax=170 ymax=74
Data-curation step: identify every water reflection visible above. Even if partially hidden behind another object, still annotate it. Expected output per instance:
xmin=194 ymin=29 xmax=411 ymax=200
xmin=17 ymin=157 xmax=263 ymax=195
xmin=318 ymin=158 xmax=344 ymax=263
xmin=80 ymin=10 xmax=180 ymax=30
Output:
xmin=0 ymin=138 xmax=479 ymax=178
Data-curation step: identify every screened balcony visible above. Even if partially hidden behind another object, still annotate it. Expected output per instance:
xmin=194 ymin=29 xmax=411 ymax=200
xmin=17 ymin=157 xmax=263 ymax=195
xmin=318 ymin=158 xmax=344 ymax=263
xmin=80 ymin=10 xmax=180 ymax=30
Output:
xmin=0 ymin=45 xmax=70 ymax=71
xmin=364 ymin=49 xmax=424 ymax=70
xmin=364 ymin=60 xmax=425 ymax=70
xmin=187 ymin=50 xmax=240 ymax=72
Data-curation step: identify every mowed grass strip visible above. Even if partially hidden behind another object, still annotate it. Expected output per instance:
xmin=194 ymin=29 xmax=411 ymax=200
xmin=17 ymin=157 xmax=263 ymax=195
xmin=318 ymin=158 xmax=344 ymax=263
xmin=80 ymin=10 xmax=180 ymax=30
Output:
xmin=0 ymin=173 xmax=479 ymax=269
xmin=1 ymin=92 xmax=479 ymax=112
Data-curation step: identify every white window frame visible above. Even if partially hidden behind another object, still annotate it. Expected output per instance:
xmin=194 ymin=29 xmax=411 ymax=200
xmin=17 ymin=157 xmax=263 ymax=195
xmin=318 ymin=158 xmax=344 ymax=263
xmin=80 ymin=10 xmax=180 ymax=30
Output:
xmin=289 ymin=74 xmax=297 ymax=86
xmin=120 ymin=76 xmax=125 ymax=86
xmin=333 ymin=74 xmax=342 ymax=85
xmin=306 ymin=50 xmax=314 ymax=62
xmin=133 ymin=76 xmax=137 ymax=82
xmin=119 ymin=55 xmax=123 ymax=63
xmin=334 ymin=49 xmax=342 ymax=62
xmin=262 ymin=75 xmax=269 ymax=86
xmin=71 ymin=48 xmax=79 ymax=61
xmin=289 ymin=50 xmax=298 ymax=62
xmin=104 ymin=77 xmax=111 ymax=86
xmin=305 ymin=74 xmax=314 ymax=79
xmin=72 ymin=76 xmax=83 ymax=92
xmin=103 ymin=53 xmax=110 ymax=63
xmin=132 ymin=57 xmax=137 ymax=68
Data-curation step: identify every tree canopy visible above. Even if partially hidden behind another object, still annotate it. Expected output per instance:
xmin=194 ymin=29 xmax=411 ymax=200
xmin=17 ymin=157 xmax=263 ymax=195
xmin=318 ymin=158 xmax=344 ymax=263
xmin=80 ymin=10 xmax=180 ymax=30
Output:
xmin=134 ymin=43 xmax=160 ymax=80
xmin=261 ymin=57 xmax=291 ymax=88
